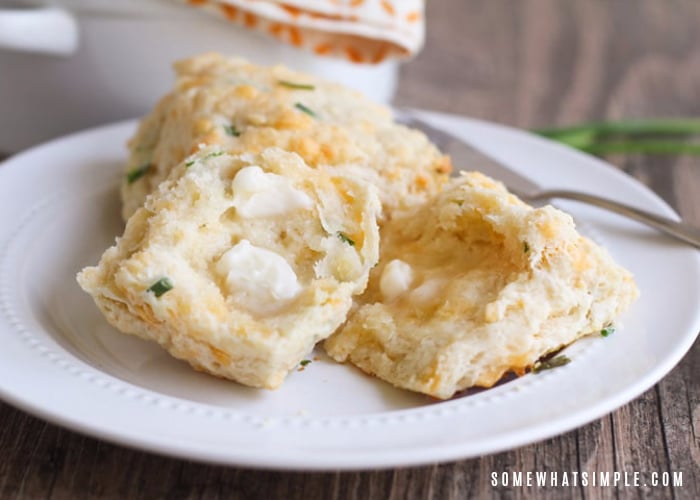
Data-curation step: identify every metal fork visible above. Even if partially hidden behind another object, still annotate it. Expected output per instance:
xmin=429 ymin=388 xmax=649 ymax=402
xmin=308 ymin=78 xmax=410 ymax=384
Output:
xmin=396 ymin=110 xmax=700 ymax=249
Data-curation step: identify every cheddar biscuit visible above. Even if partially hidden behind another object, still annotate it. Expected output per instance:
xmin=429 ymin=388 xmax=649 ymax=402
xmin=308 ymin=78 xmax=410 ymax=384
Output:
xmin=80 ymin=147 xmax=381 ymax=389
xmin=122 ymin=52 xmax=450 ymax=220
xmin=324 ymin=172 xmax=639 ymax=399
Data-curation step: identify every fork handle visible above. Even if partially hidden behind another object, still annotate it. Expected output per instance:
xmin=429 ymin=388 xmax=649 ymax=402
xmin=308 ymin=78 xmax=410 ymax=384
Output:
xmin=533 ymin=190 xmax=700 ymax=249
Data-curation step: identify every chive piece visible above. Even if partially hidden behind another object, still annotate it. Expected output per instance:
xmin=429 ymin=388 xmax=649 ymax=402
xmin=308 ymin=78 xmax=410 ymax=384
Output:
xmin=579 ymin=140 xmax=700 ymax=156
xmin=601 ymin=325 xmax=615 ymax=337
xmin=540 ymin=129 xmax=598 ymax=150
xmin=279 ymin=80 xmax=315 ymax=91
xmin=336 ymin=231 xmax=355 ymax=246
xmin=126 ymin=163 xmax=151 ymax=184
xmin=523 ymin=241 xmax=530 ymax=254
xmin=532 ymin=118 xmax=700 ymax=157
xmin=300 ymin=359 xmax=312 ymax=367
xmin=532 ymin=355 xmax=571 ymax=373
xmin=147 ymin=277 xmax=173 ymax=298
xmin=223 ymin=124 xmax=240 ymax=137
xmin=533 ymin=118 xmax=700 ymax=139
xmin=294 ymin=102 xmax=317 ymax=117
xmin=186 ymin=151 xmax=224 ymax=168
xmin=204 ymin=151 xmax=224 ymax=160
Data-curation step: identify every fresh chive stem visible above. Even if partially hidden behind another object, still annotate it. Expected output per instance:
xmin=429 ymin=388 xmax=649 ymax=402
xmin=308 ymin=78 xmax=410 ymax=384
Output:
xmin=185 ymin=150 xmax=224 ymax=168
xmin=279 ymin=80 xmax=315 ymax=90
xmin=579 ymin=140 xmax=700 ymax=155
xmin=204 ymin=151 xmax=225 ymax=160
xmin=147 ymin=277 xmax=173 ymax=297
xmin=224 ymin=124 xmax=240 ymax=137
xmin=336 ymin=231 xmax=355 ymax=246
xmin=533 ymin=118 xmax=700 ymax=156
xmin=601 ymin=325 xmax=615 ymax=337
xmin=127 ymin=163 xmax=151 ymax=184
xmin=532 ymin=354 xmax=571 ymax=373
xmin=295 ymin=102 xmax=317 ymax=117
xmin=534 ymin=118 xmax=700 ymax=138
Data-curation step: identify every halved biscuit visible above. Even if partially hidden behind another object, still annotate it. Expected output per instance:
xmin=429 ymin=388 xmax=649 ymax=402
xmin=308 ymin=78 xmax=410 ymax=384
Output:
xmin=122 ymin=52 xmax=450 ymax=220
xmin=325 ymin=172 xmax=639 ymax=399
xmin=79 ymin=147 xmax=381 ymax=389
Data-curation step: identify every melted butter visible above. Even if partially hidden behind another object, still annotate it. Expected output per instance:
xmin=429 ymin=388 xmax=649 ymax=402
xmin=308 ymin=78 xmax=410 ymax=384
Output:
xmin=231 ymin=165 xmax=312 ymax=218
xmin=216 ymin=239 xmax=301 ymax=313
xmin=379 ymin=259 xmax=414 ymax=301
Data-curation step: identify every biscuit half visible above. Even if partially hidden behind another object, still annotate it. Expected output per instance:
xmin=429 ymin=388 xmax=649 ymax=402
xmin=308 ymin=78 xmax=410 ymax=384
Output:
xmin=325 ymin=172 xmax=639 ymax=399
xmin=122 ymin=53 xmax=451 ymax=220
xmin=79 ymin=147 xmax=381 ymax=389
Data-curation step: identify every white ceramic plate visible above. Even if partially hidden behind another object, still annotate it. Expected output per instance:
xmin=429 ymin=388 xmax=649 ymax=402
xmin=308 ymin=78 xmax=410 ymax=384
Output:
xmin=0 ymin=112 xmax=698 ymax=470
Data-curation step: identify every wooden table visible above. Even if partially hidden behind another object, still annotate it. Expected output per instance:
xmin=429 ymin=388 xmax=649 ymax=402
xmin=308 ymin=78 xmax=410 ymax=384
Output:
xmin=1 ymin=1 xmax=698 ymax=498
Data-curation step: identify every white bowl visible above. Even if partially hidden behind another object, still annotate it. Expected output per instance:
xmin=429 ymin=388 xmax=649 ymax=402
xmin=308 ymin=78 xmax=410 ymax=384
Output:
xmin=0 ymin=1 xmax=399 ymax=152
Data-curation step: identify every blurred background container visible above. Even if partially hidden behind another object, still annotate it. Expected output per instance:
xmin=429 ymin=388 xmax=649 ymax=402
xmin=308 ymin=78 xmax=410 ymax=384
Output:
xmin=0 ymin=0 xmax=402 ymax=152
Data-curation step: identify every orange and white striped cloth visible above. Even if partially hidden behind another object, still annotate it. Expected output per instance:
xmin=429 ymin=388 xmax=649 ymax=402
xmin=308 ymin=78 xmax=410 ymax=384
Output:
xmin=180 ymin=0 xmax=425 ymax=64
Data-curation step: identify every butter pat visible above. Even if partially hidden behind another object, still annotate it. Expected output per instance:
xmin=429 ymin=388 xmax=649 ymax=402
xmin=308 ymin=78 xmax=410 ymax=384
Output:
xmin=379 ymin=259 xmax=413 ymax=301
xmin=231 ymin=165 xmax=313 ymax=217
xmin=216 ymin=239 xmax=302 ymax=313
xmin=409 ymin=278 xmax=447 ymax=304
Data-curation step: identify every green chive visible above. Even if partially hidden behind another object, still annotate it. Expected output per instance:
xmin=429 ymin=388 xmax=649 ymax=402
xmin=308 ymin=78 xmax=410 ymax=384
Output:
xmin=295 ymin=102 xmax=317 ymax=117
xmin=601 ymin=325 xmax=615 ymax=337
xmin=336 ymin=231 xmax=355 ymax=246
xmin=279 ymin=80 xmax=315 ymax=91
xmin=532 ymin=118 xmax=700 ymax=157
xmin=532 ymin=355 xmax=571 ymax=373
xmin=147 ymin=277 xmax=173 ymax=298
xmin=205 ymin=151 xmax=224 ymax=160
xmin=579 ymin=140 xmax=700 ymax=156
xmin=534 ymin=118 xmax=700 ymax=139
xmin=300 ymin=359 xmax=312 ymax=367
xmin=523 ymin=241 xmax=530 ymax=254
xmin=126 ymin=163 xmax=151 ymax=184
xmin=223 ymin=125 xmax=240 ymax=137
xmin=186 ymin=151 xmax=224 ymax=168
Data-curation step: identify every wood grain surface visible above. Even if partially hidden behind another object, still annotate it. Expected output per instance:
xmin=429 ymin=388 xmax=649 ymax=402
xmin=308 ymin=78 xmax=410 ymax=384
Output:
xmin=1 ymin=0 xmax=699 ymax=498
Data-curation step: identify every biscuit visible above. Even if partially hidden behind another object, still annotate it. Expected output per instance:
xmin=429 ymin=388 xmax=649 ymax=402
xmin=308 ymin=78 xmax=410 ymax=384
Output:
xmin=122 ymin=53 xmax=451 ymax=220
xmin=324 ymin=172 xmax=639 ymax=399
xmin=79 ymin=147 xmax=381 ymax=389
